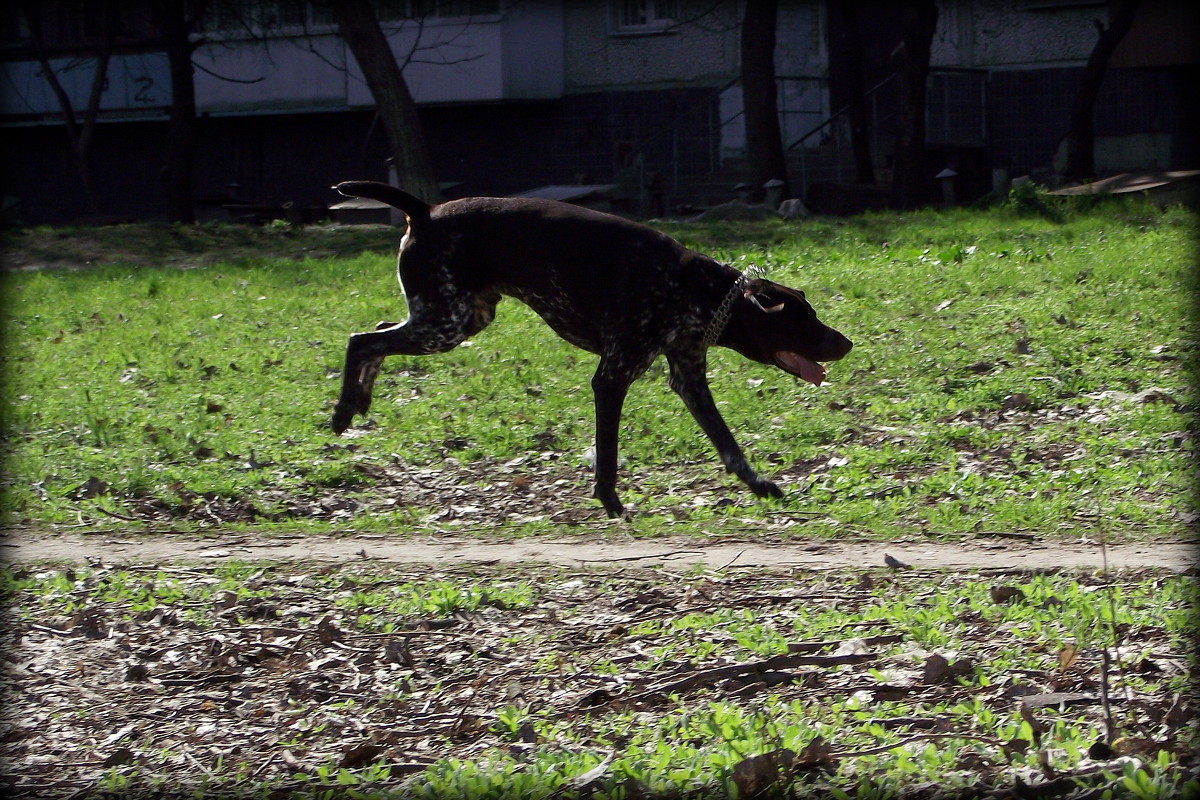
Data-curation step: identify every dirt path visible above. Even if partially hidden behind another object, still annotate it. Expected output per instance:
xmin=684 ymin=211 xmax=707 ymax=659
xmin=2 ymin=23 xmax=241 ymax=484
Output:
xmin=2 ymin=529 xmax=1194 ymax=571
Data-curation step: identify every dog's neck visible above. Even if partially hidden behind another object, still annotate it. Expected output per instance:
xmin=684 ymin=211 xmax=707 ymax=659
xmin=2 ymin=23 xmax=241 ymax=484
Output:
xmin=702 ymin=265 xmax=764 ymax=348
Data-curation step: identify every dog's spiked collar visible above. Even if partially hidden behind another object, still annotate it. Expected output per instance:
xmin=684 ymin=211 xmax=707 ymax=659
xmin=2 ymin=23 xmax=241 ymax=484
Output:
xmin=702 ymin=264 xmax=764 ymax=348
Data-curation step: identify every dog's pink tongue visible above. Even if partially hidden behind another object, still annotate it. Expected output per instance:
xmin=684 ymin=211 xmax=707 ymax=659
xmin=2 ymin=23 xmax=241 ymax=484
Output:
xmin=776 ymin=351 xmax=826 ymax=386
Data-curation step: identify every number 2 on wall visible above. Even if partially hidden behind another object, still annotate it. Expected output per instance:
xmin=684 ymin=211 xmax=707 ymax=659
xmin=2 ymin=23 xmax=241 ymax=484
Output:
xmin=133 ymin=75 xmax=155 ymax=104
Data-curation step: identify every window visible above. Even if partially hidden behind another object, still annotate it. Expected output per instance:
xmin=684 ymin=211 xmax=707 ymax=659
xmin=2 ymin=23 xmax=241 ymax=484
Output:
xmin=1 ymin=2 xmax=147 ymax=51
xmin=1022 ymin=0 xmax=1104 ymax=9
xmin=374 ymin=0 xmax=500 ymax=21
xmin=194 ymin=1 xmax=499 ymax=35
xmin=615 ymin=0 xmax=680 ymax=33
xmin=194 ymin=1 xmax=330 ymax=35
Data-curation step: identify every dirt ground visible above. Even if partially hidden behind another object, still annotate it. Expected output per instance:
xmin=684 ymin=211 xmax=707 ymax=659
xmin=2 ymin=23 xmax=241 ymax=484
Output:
xmin=2 ymin=528 xmax=1195 ymax=572
xmin=3 ymin=528 xmax=1195 ymax=797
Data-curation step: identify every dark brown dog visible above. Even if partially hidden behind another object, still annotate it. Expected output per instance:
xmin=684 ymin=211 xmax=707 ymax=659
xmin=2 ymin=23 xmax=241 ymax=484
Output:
xmin=331 ymin=181 xmax=852 ymax=517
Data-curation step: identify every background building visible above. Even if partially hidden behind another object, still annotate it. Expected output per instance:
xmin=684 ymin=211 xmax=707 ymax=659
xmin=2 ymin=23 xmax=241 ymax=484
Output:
xmin=1 ymin=0 xmax=1196 ymax=224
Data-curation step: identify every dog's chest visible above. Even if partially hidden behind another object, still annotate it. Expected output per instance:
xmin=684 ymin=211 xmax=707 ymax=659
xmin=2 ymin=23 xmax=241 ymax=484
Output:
xmin=502 ymin=280 xmax=703 ymax=357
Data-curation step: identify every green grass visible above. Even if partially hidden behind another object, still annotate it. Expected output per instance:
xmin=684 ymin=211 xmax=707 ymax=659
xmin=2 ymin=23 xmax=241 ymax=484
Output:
xmin=1 ymin=196 xmax=1195 ymax=536
xmin=3 ymin=561 xmax=1195 ymax=797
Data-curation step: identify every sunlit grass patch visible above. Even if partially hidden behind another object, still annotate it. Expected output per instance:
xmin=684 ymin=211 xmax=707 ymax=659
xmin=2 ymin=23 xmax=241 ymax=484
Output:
xmin=1 ymin=197 xmax=1194 ymax=536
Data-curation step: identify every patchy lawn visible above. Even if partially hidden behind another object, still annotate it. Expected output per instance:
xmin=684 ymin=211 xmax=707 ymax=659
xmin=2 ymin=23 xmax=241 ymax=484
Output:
xmin=1 ymin=560 xmax=1196 ymax=798
xmin=2 ymin=199 xmax=1195 ymax=538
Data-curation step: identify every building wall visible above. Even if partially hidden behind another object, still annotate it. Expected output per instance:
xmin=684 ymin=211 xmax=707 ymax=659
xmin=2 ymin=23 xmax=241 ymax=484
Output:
xmin=0 ymin=87 xmax=720 ymax=224
xmin=989 ymin=63 xmax=1200 ymax=176
xmin=191 ymin=10 xmax=563 ymax=113
xmin=934 ymin=0 xmax=1200 ymax=176
xmin=932 ymin=0 xmax=1103 ymax=69
xmin=1 ymin=52 xmax=172 ymax=119
xmin=2 ymin=0 xmax=1197 ymax=224
xmin=562 ymin=1 xmax=739 ymax=91
xmin=0 ymin=5 xmax=564 ymax=121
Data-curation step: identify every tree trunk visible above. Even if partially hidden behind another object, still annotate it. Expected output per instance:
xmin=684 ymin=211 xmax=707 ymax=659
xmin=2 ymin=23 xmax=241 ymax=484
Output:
xmin=827 ymin=0 xmax=874 ymax=184
xmin=890 ymin=0 xmax=938 ymax=209
xmin=20 ymin=1 xmax=114 ymax=215
xmin=741 ymin=0 xmax=789 ymax=202
xmin=332 ymin=0 xmax=441 ymax=203
xmin=152 ymin=0 xmax=202 ymax=224
xmin=1061 ymin=0 xmax=1142 ymax=182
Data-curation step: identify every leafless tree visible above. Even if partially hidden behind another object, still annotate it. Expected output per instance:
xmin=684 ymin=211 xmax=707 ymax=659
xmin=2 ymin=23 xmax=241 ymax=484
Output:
xmin=149 ymin=0 xmax=210 ymax=223
xmin=826 ymin=0 xmax=874 ymax=185
xmin=327 ymin=0 xmax=441 ymax=202
xmin=15 ymin=0 xmax=482 ymax=220
xmin=17 ymin=0 xmax=118 ymax=215
xmin=741 ymin=0 xmax=788 ymax=201
xmin=889 ymin=0 xmax=938 ymax=209
xmin=209 ymin=1 xmax=478 ymax=203
xmin=1059 ymin=0 xmax=1142 ymax=182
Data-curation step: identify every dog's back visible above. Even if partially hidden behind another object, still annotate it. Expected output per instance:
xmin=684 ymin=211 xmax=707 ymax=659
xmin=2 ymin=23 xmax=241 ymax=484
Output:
xmin=339 ymin=183 xmax=724 ymax=353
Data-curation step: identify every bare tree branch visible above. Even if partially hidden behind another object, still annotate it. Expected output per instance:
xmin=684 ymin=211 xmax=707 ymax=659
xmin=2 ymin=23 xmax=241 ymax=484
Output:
xmin=17 ymin=0 xmax=117 ymax=214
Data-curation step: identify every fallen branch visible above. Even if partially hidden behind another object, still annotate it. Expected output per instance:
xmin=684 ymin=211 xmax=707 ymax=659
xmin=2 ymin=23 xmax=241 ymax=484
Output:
xmin=575 ymin=549 xmax=704 ymax=563
xmin=634 ymin=651 xmax=876 ymax=698
xmin=834 ymin=731 xmax=1004 ymax=758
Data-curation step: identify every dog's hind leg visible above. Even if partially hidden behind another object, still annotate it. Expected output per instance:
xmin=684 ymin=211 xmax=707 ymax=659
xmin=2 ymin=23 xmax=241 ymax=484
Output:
xmin=589 ymin=347 xmax=663 ymax=518
xmin=332 ymin=295 xmax=498 ymax=434
xmin=348 ymin=320 xmax=406 ymax=413
xmin=590 ymin=365 xmax=634 ymax=518
xmin=666 ymin=349 xmax=783 ymax=501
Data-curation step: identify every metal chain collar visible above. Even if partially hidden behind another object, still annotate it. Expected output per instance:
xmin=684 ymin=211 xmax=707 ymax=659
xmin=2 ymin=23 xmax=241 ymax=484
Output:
xmin=701 ymin=264 xmax=764 ymax=348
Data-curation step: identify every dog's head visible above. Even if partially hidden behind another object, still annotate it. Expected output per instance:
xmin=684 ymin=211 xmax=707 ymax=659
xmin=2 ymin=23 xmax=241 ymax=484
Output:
xmin=724 ymin=279 xmax=852 ymax=386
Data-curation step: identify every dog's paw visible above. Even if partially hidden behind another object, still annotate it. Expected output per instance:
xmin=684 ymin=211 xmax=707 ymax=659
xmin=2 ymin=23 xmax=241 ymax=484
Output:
xmin=751 ymin=479 xmax=784 ymax=500
xmin=338 ymin=384 xmax=373 ymax=417
xmin=331 ymin=406 xmax=354 ymax=435
xmin=593 ymin=486 xmax=625 ymax=519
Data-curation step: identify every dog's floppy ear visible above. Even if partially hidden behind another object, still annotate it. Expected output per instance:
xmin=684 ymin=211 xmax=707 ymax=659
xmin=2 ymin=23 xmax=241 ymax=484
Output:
xmin=743 ymin=286 xmax=785 ymax=314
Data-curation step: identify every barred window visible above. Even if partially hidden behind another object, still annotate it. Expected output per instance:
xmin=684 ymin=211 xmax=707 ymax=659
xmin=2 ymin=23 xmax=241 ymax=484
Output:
xmin=615 ymin=0 xmax=680 ymax=32
xmin=193 ymin=1 xmax=501 ymax=34
xmin=375 ymin=0 xmax=500 ymax=22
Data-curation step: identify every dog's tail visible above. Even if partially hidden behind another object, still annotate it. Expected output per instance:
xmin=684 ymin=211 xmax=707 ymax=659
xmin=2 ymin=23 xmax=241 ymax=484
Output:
xmin=334 ymin=181 xmax=431 ymax=225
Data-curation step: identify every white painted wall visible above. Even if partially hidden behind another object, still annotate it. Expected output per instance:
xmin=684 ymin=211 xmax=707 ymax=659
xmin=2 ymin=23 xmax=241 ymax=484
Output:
xmin=932 ymin=0 xmax=1108 ymax=69
xmin=194 ymin=34 xmax=349 ymax=113
xmin=195 ymin=12 xmax=562 ymax=113
xmin=0 ymin=1 xmax=1123 ymax=126
xmin=720 ymin=1 xmax=827 ymax=160
xmin=1 ymin=53 xmax=171 ymax=118
xmin=2 ymin=7 xmax=564 ymax=120
xmin=562 ymin=0 xmax=739 ymax=90
xmin=502 ymin=0 xmax=564 ymax=99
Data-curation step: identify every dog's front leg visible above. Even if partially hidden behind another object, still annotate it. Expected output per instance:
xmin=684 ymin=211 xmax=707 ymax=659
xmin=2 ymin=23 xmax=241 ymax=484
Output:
xmin=666 ymin=350 xmax=783 ymax=501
